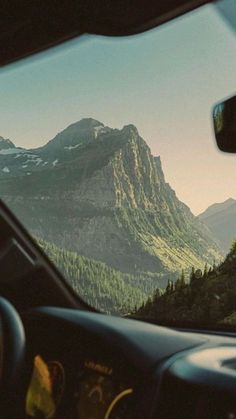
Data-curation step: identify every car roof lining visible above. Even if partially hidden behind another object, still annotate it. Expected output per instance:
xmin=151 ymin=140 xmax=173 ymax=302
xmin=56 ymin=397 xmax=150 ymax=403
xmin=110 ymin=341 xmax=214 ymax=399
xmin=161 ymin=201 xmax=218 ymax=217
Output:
xmin=0 ymin=0 xmax=210 ymax=66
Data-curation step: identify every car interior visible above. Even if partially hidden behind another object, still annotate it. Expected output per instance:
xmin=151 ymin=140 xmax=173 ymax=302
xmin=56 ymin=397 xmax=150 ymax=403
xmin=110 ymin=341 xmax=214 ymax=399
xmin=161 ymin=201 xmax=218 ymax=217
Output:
xmin=1 ymin=0 xmax=236 ymax=418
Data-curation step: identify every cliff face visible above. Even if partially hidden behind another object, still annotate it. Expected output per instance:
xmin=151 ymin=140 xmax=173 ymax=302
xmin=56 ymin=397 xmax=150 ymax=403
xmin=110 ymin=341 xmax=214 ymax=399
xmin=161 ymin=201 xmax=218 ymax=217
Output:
xmin=0 ymin=119 xmax=221 ymax=276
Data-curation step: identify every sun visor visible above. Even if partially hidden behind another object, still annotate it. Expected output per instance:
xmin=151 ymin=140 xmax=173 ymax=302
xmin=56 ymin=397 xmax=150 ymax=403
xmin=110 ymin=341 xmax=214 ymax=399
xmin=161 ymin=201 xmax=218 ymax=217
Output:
xmin=0 ymin=0 xmax=209 ymax=66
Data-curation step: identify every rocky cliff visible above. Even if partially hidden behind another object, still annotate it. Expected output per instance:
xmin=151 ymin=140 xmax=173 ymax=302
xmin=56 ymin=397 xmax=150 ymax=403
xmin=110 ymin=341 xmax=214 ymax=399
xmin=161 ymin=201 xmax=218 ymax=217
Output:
xmin=0 ymin=119 xmax=221 ymax=278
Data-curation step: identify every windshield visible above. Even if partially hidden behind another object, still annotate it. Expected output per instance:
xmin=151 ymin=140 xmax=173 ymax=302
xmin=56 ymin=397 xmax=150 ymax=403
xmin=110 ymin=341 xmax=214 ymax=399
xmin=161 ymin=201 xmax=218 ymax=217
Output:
xmin=1 ymin=3 xmax=236 ymax=328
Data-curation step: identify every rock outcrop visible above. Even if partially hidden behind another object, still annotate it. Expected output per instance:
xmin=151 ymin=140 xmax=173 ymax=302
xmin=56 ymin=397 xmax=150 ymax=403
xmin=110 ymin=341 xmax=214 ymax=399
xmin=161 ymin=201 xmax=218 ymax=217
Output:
xmin=0 ymin=119 xmax=221 ymax=277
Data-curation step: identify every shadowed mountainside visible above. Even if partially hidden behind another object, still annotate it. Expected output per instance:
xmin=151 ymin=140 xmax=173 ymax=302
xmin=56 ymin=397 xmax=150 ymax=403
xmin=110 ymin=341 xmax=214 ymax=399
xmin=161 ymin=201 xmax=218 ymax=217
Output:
xmin=199 ymin=198 xmax=236 ymax=252
xmin=0 ymin=119 xmax=221 ymax=296
xmin=136 ymin=240 xmax=236 ymax=327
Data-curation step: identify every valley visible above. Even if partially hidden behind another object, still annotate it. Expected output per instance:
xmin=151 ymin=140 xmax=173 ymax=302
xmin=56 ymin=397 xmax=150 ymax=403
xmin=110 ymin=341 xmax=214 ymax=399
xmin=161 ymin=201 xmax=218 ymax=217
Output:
xmin=0 ymin=118 xmax=223 ymax=312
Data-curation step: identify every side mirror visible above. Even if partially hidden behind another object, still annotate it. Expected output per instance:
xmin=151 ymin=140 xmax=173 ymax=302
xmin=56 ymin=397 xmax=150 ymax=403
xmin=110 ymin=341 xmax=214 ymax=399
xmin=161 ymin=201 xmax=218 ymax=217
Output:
xmin=212 ymin=94 xmax=236 ymax=152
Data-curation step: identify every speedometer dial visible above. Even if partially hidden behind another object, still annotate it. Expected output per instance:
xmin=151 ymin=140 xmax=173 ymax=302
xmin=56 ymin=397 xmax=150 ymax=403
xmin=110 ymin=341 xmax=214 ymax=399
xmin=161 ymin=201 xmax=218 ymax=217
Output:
xmin=77 ymin=365 xmax=133 ymax=419
xmin=78 ymin=373 xmax=114 ymax=419
xmin=105 ymin=388 xmax=133 ymax=419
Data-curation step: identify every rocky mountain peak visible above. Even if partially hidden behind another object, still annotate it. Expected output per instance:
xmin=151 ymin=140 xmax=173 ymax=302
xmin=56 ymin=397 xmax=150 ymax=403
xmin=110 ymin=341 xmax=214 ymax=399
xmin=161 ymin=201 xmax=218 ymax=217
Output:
xmin=40 ymin=118 xmax=112 ymax=153
xmin=154 ymin=156 xmax=165 ymax=182
xmin=0 ymin=118 xmax=221 ymax=279
xmin=0 ymin=136 xmax=15 ymax=150
xmin=120 ymin=124 xmax=151 ymax=156
xmin=76 ymin=118 xmax=104 ymax=129
xmin=121 ymin=124 xmax=139 ymax=135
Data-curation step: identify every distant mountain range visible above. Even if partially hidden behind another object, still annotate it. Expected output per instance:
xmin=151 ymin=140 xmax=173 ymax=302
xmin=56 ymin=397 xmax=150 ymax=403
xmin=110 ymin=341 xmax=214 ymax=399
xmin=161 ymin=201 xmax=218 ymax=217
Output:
xmin=199 ymin=198 xmax=236 ymax=252
xmin=0 ymin=118 xmax=221 ymax=292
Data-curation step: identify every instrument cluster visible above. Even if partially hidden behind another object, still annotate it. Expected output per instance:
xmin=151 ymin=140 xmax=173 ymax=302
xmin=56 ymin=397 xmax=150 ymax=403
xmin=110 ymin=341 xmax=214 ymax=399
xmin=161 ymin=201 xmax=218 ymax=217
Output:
xmin=76 ymin=360 xmax=134 ymax=419
xmin=25 ymin=356 xmax=134 ymax=419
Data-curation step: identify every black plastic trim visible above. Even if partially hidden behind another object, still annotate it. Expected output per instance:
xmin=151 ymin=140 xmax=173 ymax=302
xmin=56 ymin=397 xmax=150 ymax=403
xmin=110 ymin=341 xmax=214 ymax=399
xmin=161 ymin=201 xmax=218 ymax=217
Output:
xmin=0 ymin=0 xmax=211 ymax=66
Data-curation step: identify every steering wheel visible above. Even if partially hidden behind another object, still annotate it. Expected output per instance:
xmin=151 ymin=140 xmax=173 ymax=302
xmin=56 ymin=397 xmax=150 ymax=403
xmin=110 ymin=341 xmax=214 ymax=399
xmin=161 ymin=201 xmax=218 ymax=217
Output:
xmin=0 ymin=297 xmax=26 ymax=419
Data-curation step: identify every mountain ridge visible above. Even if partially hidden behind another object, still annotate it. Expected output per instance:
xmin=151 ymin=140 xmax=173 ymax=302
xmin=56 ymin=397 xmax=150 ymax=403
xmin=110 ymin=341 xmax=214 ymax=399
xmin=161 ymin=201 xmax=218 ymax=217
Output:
xmin=34 ymin=118 xmax=110 ymax=153
xmin=0 ymin=119 xmax=222 ymax=282
xmin=0 ymin=136 xmax=16 ymax=150
xmin=199 ymin=198 xmax=236 ymax=220
xmin=199 ymin=198 xmax=236 ymax=252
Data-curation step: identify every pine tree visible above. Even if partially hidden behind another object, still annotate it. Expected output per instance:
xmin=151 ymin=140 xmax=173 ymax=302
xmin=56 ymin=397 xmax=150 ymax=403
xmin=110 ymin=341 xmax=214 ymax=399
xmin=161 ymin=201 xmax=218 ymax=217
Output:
xmin=213 ymin=260 xmax=217 ymax=272
xmin=231 ymin=237 xmax=236 ymax=254
xmin=203 ymin=263 xmax=208 ymax=278
xmin=154 ymin=288 xmax=161 ymax=299
xmin=190 ymin=267 xmax=195 ymax=284
xmin=165 ymin=280 xmax=172 ymax=294
xmin=180 ymin=269 xmax=186 ymax=287
xmin=175 ymin=277 xmax=181 ymax=290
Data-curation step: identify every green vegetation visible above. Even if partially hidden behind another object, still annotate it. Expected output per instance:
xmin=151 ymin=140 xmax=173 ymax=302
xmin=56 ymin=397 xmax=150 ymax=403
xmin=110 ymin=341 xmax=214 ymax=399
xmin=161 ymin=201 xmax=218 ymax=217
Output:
xmin=38 ymin=239 xmax=164 ymax=315
xmin=1 ymin=120 xmax=221 ymax=282
xmin=231 ymin=237 xmax=236 ymax=253
xmin=0 ymin=119 xmax=224 ymax=317
xmin=136 ymin=238 xmax=236 ymax=327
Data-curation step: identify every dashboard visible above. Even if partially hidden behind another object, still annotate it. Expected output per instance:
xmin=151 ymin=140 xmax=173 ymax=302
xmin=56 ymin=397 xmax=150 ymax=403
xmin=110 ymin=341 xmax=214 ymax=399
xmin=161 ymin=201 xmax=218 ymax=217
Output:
xmin=22 ymin=307 xmax=236 ymax=419
xmin=24 ymin=308 xmax=157 ymax=419
xmin=26 ymin=354 xmax=134 ymax=419
xmin=0 ymin=182 xmax=236 ymax=419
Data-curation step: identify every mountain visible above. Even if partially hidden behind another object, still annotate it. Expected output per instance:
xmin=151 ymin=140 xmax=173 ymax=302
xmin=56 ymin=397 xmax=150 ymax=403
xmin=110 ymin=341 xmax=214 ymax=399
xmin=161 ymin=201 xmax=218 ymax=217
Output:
xmin=35 ymin=118 xmax=112 ymax=155
xmin=0 ymin=136 xmax=16 ymax=150
xmin=0 ymin=119 xmax=221 ymax=286
xmin=0 ymin=136 xmax=40 ymax=177
xmin=0 ymin=119 xmax=113 ymax=179
xmin=199 ymin=198 xmax=236 ymax=252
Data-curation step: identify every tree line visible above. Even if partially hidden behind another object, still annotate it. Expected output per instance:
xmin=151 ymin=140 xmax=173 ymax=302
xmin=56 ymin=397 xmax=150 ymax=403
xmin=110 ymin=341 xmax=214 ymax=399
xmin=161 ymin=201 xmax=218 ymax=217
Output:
xmin=135 ymin=238 xmax=236 ymax=327
xmin=37 ymin=238 xmax=147 ymax=315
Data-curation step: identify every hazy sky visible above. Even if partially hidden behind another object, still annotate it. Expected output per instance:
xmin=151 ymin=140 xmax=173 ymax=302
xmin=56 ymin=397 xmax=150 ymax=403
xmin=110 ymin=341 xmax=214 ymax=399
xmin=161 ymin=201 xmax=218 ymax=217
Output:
xmin=0 ymin=4 xmax=236 ymax=215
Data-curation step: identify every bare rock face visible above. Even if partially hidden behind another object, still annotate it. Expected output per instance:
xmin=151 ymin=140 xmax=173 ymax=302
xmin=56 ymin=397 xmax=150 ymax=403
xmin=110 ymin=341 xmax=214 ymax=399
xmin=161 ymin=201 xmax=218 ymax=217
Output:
xmin=0 ymin=136 xmax=15 ymax=150
xmin=0 ymin=119 xmax=221 ymax=276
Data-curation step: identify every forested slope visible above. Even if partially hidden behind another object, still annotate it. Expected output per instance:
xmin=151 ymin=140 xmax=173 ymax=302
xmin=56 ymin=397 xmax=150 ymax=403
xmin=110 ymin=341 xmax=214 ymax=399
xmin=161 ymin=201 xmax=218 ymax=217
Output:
xmin=38 ymin=239 xmax=158 ymax=314
xmin=136 ymin=240 xmax=236 ymax=327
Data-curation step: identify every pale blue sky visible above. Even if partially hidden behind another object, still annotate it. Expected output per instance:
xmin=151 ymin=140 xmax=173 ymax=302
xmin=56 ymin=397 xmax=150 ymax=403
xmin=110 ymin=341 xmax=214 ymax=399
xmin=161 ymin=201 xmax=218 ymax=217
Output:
xmin=0 ymin=4 xmax=236 ymax=214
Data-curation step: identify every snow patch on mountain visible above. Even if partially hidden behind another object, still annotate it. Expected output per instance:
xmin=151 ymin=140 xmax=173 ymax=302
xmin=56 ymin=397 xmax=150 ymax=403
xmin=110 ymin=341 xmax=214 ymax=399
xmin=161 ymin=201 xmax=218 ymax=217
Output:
xmin=0 ymin=148 xmax=24 ymax=155
xmin=64 ymin=144 xmax=81 ymax=150
xmin=23 ymin=154 xmax=39 ymax=159
xmin=2 ymin=167 xmax=10 ymax=173
xmin=94 ymin=125 xmax=104 ymax=138
xmin=23 ymin=159 xmax=35 ymax=165
xmin=53 ymin=159 xmax=58 ymax=167
xmin=94 ymin=126 xmax=111 ymax=138
xmin=35 ymin=158 xmax=43 ymax=166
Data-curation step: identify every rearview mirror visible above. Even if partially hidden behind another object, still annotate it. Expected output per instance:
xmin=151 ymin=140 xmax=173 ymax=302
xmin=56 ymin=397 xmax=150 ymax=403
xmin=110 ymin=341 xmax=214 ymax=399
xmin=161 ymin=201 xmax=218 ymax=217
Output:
xmin=212 ymin=94 xmax=236 ymax=152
